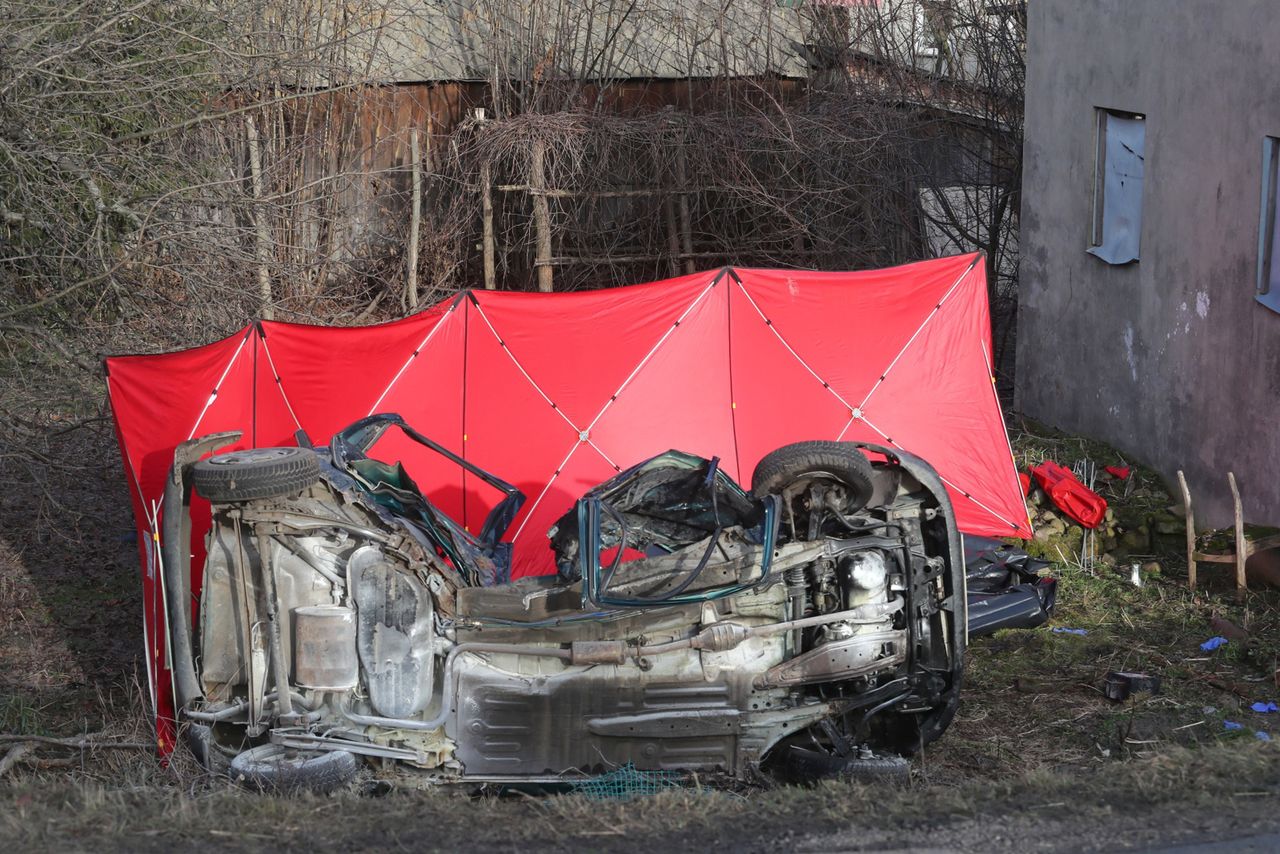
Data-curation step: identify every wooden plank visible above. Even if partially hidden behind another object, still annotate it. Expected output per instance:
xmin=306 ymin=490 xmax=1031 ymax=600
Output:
xmin=533 ymin=251 xmax=735 ymax=266
xmin=1245 ymin=533 xmax=1280 ymax=555
xmin=1177 ymin=470 xmax=1195 ymax=591
xmin=1230 ymin=472 xmax=1247 ymax=601
xmin=495 ymin=184 xmax=670 ymax=198
xmin=1193 ymin=553 xmax=1239 ymax=564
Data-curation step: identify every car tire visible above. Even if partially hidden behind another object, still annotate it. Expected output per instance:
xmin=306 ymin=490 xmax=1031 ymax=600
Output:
xmin=192 ymin=447 xmax=320 ymax=503
xmin=229 ymin=744 xmax=360 ymax=794
xmin=750 ymin=441 xmax=875 ymax=511
xmin=775 ymin=746 xmax=910 ymax=786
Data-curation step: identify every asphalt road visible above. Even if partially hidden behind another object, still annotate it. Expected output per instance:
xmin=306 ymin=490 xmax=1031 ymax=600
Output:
xmin=792 ymin=799 xmax=1280 ymax=854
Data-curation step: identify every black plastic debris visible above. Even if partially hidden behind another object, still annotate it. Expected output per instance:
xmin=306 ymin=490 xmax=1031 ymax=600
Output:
xmin=769 ymin=746 xmax=911 ymax=787
xmin=1103 ymin=671 xmax=1161 ymax=702
xmin=964 ymin=535 xmax=1058 ymax=637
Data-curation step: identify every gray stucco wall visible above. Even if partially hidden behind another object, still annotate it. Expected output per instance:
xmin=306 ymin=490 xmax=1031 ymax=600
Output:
xmin=1018 ymin=0 xmax=1280 ymax=529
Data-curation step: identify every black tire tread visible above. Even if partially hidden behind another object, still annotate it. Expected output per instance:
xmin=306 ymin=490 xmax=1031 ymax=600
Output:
xmin=192 ymin=447 xmax=320 ymax=503
xmin=836 ymin=755 xmax=911 ymax=785
xmin=229 ymin=744 xmax=360 ymax=794
xmin=750 ymin=440 xmax=875 ymax=509
xmin=774 ymin=746 xmax=911 ymax=786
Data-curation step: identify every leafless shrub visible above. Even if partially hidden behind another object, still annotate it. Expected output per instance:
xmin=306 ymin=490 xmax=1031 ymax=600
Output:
xmin=851 ymin=0 xmax=1025 ymax=378
xmin=437 ymin=96 xmax=927 ymax=292
xmin=1 ymin=0 xmax=1023 ymax=341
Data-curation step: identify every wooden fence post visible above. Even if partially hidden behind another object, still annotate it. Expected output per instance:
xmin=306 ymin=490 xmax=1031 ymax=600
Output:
xmin=531 ymin=139 xmax=554 ymax=292
xmin=1230 ymin=472 xmax=1247 ymax=602
xmin=481 ymin=160 xmax=496 ymax=289
xmin=663 ymin=193 xmax=682 ymax=278
xmin=406 ymin=127 xmax=421 ymax=310
xmin=675 ymin=142 xmax=694 ymax=275
xmin=245 ymin=114 xmax=273 ymax=320
xmin=1177 ymin=470 xmax=1196 ymax=591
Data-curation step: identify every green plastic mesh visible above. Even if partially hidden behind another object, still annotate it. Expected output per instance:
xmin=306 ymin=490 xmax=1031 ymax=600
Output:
xmin=570 ymin=763 xmax=683 ymax=800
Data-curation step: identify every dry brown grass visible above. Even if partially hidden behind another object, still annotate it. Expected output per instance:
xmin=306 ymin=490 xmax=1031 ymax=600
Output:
xmin=2 ymin=419 xmax=1278 ymax=851
xmin=1 ymin=725 xmax=1275 ymax=852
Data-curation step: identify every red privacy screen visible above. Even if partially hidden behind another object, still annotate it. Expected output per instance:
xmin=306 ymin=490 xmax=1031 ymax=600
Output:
xmin=106 ymin=253 xmax=1028 ymax=744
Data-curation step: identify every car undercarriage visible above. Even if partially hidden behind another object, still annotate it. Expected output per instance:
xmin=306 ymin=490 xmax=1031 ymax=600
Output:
xmin=163 ymin=415 xmax=966 ymax=792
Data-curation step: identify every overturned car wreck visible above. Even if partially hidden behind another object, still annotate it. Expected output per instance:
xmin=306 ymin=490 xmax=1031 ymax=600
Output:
xmin=165 ymin=415 xmax=972 ymax=791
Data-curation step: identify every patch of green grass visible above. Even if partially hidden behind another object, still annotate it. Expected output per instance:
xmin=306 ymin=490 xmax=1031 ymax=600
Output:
xmin=941 ymin=557 xmax=1280 ymax=784
xmin=0 ymin=693 xmax=48 ymax=735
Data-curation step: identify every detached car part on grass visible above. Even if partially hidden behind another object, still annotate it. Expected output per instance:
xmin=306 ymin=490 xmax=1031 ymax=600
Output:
xmin=962 ymin=536 xmax=1057 ymax=638
xmin=163 ymin=415 xmax=967 ymax=791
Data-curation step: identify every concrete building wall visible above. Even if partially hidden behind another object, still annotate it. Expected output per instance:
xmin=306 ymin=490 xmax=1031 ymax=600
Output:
xmin=1018 ymin=0 xmax=1280 ymax=529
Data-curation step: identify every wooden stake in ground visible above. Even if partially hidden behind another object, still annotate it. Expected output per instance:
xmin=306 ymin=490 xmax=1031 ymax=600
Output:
xmin=1230 ymin=472 xmax=1247 ymax=602
xmin=245 ymin=114 xmax=273 ymax=320
xmin=663 ymin=191 xmax=681 ymax=278
xmin=1177 ymin=470 xmax=1196 ymax=591
xmin=675 ymin=140 xmax=694 ymax=275
xmin=406 ymin=127 xmax=421 ymax=310
xmin=481 ymin=159 xmax=496 ymax=290
xmin=531 ymin=139 xmax=553 ymax=293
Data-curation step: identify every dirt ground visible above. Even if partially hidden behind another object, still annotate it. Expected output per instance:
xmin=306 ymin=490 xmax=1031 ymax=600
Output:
xmin=2 ymin=419 xmax=1279 ymax=852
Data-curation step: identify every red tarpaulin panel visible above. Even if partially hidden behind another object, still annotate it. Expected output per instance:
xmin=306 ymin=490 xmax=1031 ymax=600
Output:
xmin=105 ymin=253 xmax=1029 ymax=743
xmin=107 ymin=328 xmax=257 ymax=750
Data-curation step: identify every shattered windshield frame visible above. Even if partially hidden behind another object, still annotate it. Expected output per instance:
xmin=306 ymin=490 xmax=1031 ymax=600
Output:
xmin=554 ymin=451 xmax=782 ymax=607
xmin=329 ymin=413 xmax=525 ymax=585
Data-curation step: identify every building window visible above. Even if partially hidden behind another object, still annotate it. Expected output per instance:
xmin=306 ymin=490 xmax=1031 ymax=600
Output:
xmin=1256 ymin=137 xmax=1280 ymax=313
xmin=1088 ymin=109 xmax=1145 ymax=265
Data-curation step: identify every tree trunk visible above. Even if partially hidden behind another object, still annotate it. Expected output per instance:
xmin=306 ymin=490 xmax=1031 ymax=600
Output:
xmin=245 ymin=114 xmax=273 ymax=320
xmin=531 ymin=140 xmax=554 ymax=292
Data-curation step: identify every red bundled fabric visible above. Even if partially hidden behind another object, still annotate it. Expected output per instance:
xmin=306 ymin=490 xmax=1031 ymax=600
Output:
xmin=1031 ymin=461 xmax=1107 ymax=529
